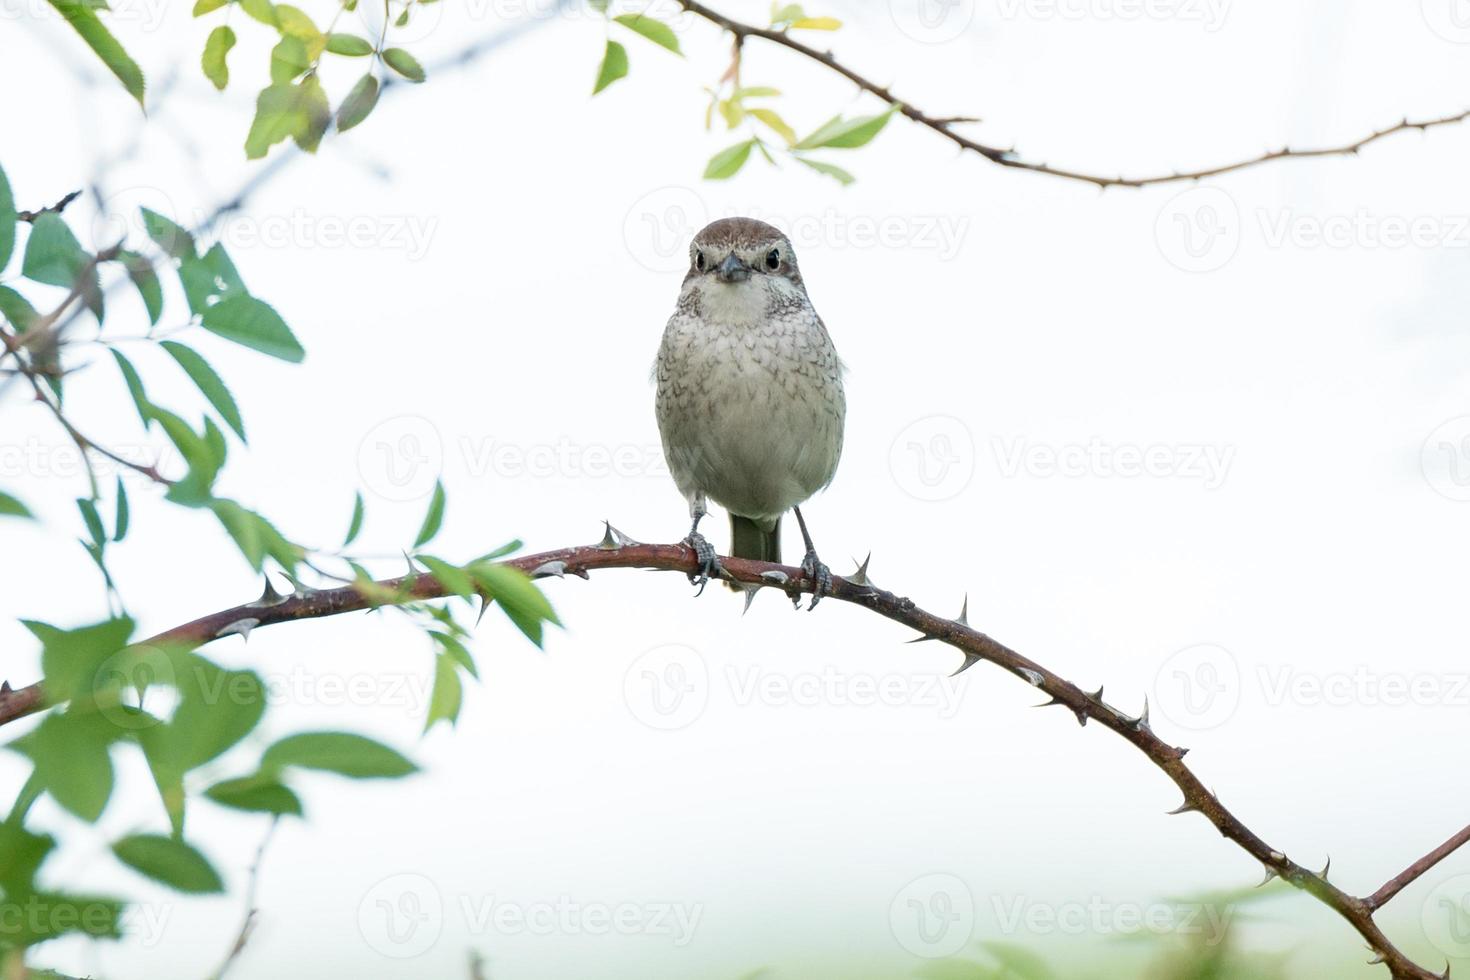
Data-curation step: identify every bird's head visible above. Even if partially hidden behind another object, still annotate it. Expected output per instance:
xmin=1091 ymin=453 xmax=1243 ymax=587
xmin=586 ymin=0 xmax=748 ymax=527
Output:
xmin=683 ymin=217 xmax=803 ymax=290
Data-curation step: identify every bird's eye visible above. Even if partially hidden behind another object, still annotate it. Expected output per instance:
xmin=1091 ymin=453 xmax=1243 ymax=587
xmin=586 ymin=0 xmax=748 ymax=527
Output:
xmin=765 ymin=248 xmax=781 ymax=271
xmin=694 ymin=251 xmax=706 ymax=272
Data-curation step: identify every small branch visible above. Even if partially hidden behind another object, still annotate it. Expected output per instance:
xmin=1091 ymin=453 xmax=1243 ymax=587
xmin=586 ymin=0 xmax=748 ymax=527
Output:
xmin=16 ymin=190 xmax=82 ymax=223
xmin=213 ymin=817 xmax=278 ymax=980
xmin=1368 ymin=822 xmax=1470 ymax=911
xmin=675 ymin=0 xmax=1470 ymax=188
xmin=0 ymin=533 xmax=1455 ymax=978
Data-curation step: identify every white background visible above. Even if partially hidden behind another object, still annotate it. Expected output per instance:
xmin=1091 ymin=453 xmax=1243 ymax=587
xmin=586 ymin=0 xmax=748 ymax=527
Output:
xmin=3 ymin=0 xmax=1470 ymax=976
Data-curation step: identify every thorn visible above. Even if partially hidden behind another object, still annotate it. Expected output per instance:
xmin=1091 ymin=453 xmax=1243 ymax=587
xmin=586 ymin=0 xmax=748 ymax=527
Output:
xmin=950 ymin=653 xmax=981 ymax=677
xmin=1269 ymin=850 xmax=1286 ymax=862
xmin=598 ymin=520 xmax=638 ymax=550
xmin=0 ymin=681 xmax=10 ymax=695
xmin=251 ymin=575 xmax=285 ymax=606
xmin=1086 ymin=686 xmax=1104 ymax=703
xmin=1018 ymin=667 xmax=1042 ymax=687
xmin=1177 ymin=746 xmax=1189 ymax=758
xmin=1128 ymin=696 xmax=1151 ymax=732
xmin=955 ymin=594 xmax=969 ymax=626
xmin=475 ymin=594 xmax=491 ymax=627
xmin=530 ymin=560 xmax=567 ymax=579
xmin=760 ymin=570 xmax=789 ymax=585
xmin=741 ymin=586 xmax=760 ymax=615
xmin=402 ymin=551 xmax=419 ymax=576
xmin=1318 ymin=856 xmax=1331 ymax=880
xmin=216 ymin=617 xmax=260 ymax=642
xmin=906 ymin=633 xmax=938 ymax=644
xmin=1167 ymin=799 xmax=1200 ymax=816
xmin=848 ymin=553 xmax=873 ymax=588
xmin=1259 ymin=865 xmax=1278 ymax=887
xmin=1035 ymin=694 xmax=1087 ymax=725
xmin=1367 ymin=952 xmax=1385 ymax=966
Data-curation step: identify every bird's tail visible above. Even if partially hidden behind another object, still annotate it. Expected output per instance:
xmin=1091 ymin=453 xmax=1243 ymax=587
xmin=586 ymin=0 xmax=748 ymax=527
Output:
xmin=729 ymin=513 xmax=781 ymax=564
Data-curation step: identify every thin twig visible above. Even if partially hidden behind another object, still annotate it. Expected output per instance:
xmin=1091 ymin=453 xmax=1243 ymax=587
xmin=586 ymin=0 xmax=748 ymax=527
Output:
xmin=213 ymin=817 xmax=279 ymax=980
xmin=0 ymin=534 xmax=1459 ymax=979
xmin=1368 ymin=822 xmax=1470 ymax=912
xmin=676 ymin=0 xmax=1470 ymax=188
xmin=16 ymin=190 xmax=82 ymax=223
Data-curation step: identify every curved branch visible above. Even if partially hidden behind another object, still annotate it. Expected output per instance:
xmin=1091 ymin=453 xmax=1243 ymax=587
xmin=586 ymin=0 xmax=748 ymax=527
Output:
xmin=0 ymin=534 xmax=1459 ymax=979
xmin=677 ymin=0 xmax=1470 ymax=188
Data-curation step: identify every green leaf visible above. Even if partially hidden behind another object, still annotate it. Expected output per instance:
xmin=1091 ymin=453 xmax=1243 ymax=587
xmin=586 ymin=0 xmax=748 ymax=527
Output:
xmin=204 ymin=774 xmax=303 ymax=815
xmin=22 ymin=212 xmax=89 ymax=288
xmin=703 ymin=139 xmax=758 ymax=179
xmin=613 ymin=14 xmax=682 ymax=54
xmin=417 ymin=554 xmax=472 ymax=597
xmin=382 ymin=47 xmax=425 ymax=82
xmin=77 ymin=496 xmax=106 ymax=547
xmin=244 ymin=81 xmax=314 ymax=158
xmin=192 ymin=0 xmax=228 ymax=14
xmin=10 ymin=710 xmax=119 ymax=822
xmin=238 ymin=0 xmax=276 ymax=24
xmin=159 ymin=341 xmax=246 ymax=442
xmin=273 ymin=3 xmax=322 ymax=44
xmin=432 ymin=631 xmax=477 ymax=678
xmin=789 ymin=15 xmax=840 ymax=29
xmin=413 ymin=480 xmax=445 ymax=547
xmin=336 ymin=73 xmax=379 ymax=132
xmin=293 ymin=73 xmax=332 ymax=153
xmin=26 ymin=617 xmax=134 ymax=703
xmin=112 ymin=834 xmax=223 ymax=894
xmin=733 ymin=86 xmax=781 ymax=98
xmin=467 ymin=563 xmax=559 ymax=647
xmin=343 ymin=491 xmax=365 ymax=546
xmin=262 ymin=732 xmax=417 ymax=779
xmin=592 ymin=39 xmax=628 ymax=94
xmin=110 ymin=348 xmax=152 ymax=426
xmin=325 ymin=32 xmax=373 ymax=55
xmin=749 ymin=107 xmax=796 ymax=144
xmin=0 ymin=162 xmax=14 ymax=273
xmin=46 ymin=0 xmax=146 ymax=106
xmin=424 ymin=654 xmax=462 ymax=731
xmin=116 ymin=249 xmax=162 ymax=324
xmin=0 ymin=285 xmax=39 ymax=332
xmin=265 ymin=33 xmax=307 ymax=82
xmin=793 ymin=155 xmax=855 ymax=185
xmin=201 ymin=294 xmax=305 ymax=362
xmin=794 ymin=104 xmax=898 ymax=150
xmin=140 ymin=207 xmax=195 ymax=260
xmin=113 ymin=477 xmax=129 ymax=541
xmin=201 ymin=25 xmax=235 ymax=90
xmin=0 ymin=490 xmax=32 ymax=519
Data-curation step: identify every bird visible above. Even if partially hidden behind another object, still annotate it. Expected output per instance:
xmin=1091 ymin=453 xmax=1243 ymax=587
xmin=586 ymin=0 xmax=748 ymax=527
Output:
xmin=653 ymin=217 xmax=846 ymax=608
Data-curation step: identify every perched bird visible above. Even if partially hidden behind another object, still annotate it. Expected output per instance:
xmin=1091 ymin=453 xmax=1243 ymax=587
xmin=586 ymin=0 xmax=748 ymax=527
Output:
xmin=654 ymin=217 xmax=846 ymax=607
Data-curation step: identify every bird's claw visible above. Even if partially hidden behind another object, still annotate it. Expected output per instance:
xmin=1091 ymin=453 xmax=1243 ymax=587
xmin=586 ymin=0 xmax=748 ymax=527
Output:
xmin=686 ymin=531 xmax=722 ymax=597
xmin=799 ymin=549 xmax=831 ymax=610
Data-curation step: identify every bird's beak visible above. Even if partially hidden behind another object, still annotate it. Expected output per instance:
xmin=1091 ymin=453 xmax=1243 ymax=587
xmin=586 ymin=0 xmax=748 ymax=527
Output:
xmin=715 ymin=253 xmax=750 ymax=283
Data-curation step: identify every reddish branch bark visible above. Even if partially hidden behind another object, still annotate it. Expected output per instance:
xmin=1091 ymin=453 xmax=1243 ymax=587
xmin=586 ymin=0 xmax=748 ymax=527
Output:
xmin=0 ymin=534 xmax=1461 ymax=979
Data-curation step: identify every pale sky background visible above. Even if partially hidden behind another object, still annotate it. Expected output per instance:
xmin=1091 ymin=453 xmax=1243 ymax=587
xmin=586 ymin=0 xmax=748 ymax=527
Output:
xmin=3 ymin=0 xmax=1470 ymax=977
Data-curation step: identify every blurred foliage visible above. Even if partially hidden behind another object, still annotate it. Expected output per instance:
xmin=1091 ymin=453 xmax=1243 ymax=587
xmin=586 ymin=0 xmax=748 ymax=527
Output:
xmin=44 ymin=0 xmax=895 ymax=179
xmin=0 ymin=156 xmax=558 ymax=972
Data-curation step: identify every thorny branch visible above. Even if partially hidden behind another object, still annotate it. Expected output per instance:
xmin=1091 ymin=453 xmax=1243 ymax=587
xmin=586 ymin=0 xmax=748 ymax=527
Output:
xmin=676 ymin=0 xmax=1470 ymax=189
xmin=0 ymin=531 xmax=1462 ymax=979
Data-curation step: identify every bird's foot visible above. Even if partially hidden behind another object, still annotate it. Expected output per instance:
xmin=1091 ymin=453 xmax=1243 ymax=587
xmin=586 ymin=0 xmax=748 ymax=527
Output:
xmin=685 ymin=531 xmax=723 ymax=597
xmin=798 ymin=549 xmax=832 ymax=611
